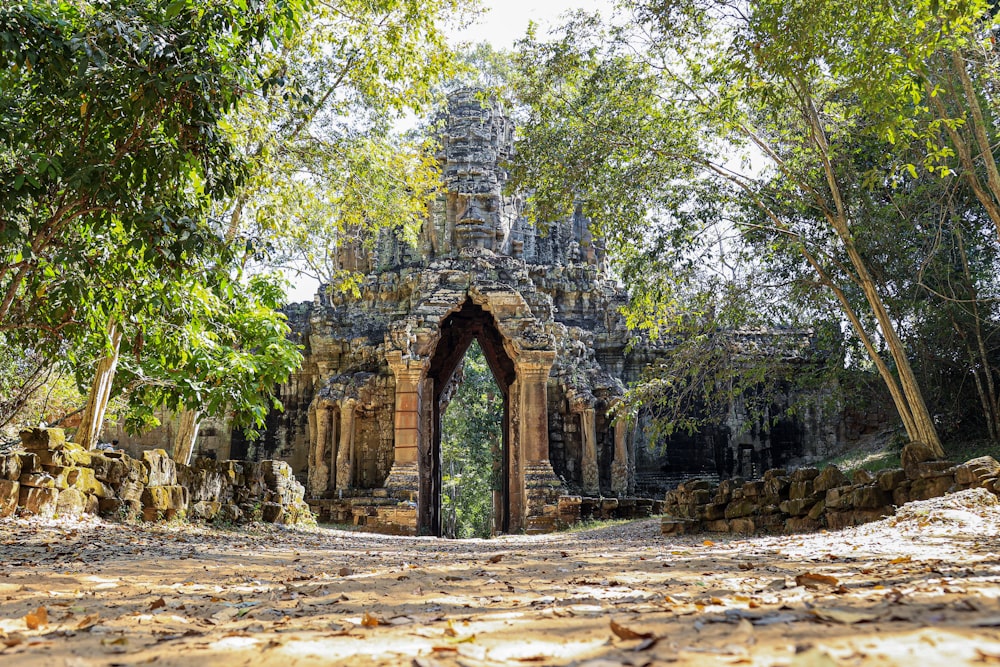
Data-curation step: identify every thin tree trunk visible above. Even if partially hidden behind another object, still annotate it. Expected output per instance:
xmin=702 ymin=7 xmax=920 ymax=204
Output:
xmin=952 ymin=50 xmax=1000 ymax=243
xmin=799 ymin=85 xmax=943 ymax=455
xmin=76 ymin=321 xmax=123 ymax=450
xmin=172 ymin=409 xmax=202 ymax=465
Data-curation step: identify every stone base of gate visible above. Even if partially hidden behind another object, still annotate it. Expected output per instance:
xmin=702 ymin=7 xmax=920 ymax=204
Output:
xmin=307 ymin=491 xmax=417 ymax=535
xmin=524 ymin=462 xmax=566 ymax=534
xmin=382 ymin=462 xmax=419 ymax=501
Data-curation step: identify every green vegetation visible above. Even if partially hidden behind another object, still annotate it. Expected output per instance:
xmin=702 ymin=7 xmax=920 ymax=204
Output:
xmin=0 ymin=0 xmax=471 ymax=450
xmin=508 ymin=0 xmax=1000 ymax=451
xmin=441 ymin=342 xmax=502 ymax=539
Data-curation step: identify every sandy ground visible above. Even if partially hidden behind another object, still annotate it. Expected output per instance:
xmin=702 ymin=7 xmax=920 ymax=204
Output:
xmin=2 ymin=488 xmax=1000 ymax=666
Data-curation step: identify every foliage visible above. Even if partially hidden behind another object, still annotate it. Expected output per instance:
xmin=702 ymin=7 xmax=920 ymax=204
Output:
xmin=441 ymin=341 xmax=501 ymax=539
xmin=508 ymin=0 xmax=1000 ymax=453
xmin=102 ymin=272 xmax=304 ymax=440
xmin=223 ymin=0 xmax=477 ymax=288
xmin=0 ymin=0 xmax=307 ymax=332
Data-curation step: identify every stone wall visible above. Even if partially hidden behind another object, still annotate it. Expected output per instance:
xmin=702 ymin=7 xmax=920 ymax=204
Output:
xmin=0 ymin=428 xmax=313 ymax=526
xmin=660 ymin=444 xmax=1000 ymax=535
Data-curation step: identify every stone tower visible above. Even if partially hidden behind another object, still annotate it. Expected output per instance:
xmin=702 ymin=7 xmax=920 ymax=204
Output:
xmin=245 ymin=90 xmax=830 ymax=535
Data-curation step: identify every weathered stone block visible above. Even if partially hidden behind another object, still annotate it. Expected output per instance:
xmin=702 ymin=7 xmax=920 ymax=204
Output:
xmin=55 ymin=488 xmax=87 ymax=517
xmin=910 ymin=475 xmax=953 ymax=500
xmin=764 ymin=468 xmax=788 ymax=481
xmin=779 ymin=497 xmax=815 ymax=516
xmin=730 ymin=517 xmax=756 ymax=533
xmin=849 ymin=485 xmax=892 ymax=510
xmin=741 ymin=481 xmax=765 ymax=498
xmin=824 ymin=485 xmax=852 ymax=510
xmin=790 ymin=467 xmax=820 ymax=483
xmin=37 ymin=442 xmax=92 ymax=467
xmin=955 ymin=456 xmax=1000 ymax=487
xmin=661 ymin=516 xmax=696 ymax=535
xmin=71 ymin=468 xmax=114 ymax=498
xmin=814 ymin=465 xmax=848 ymax=492
xmin=261 ymin=502 xmax=284 ymax=523
xmin=825 ymin=508 xmax=891 ymax=530
xmin=788 ymin=480 xmax=815 ymax=501
xmin=17 ymin=453 xmax=38 ymax=474
xmin=852 ymin=469 xmax=874 ymax=485
xmin=764 ymin=476 xmax=789 ymax=500
xmin=697 ymin=503 xmax=727 ymax=521
xmin=0 ymin=479 xmax=19 ymax=517
xmin=20 ymin=471 xmax=63 ymax=489
xmin=785 ymin=516 xmax=821 ymax=532
xmin=190 ymin=500 xmax=222 ymax=521
xmin=912 ymin=461 xmax=955 ymax=479
xmin=725 ymin=499 xmax=757 ymax=519
xmin=19 ymin=427 xmax=66 ymax=452
xmin=0 ymin=454 xmax=22 ymax=481
xmin=877 ymin=468 xmax=906 ymax=492
xmin=143 ymin=449 xmax=177 ymax=487
xmin=19 ymin=486 xmax=58 ymax=517
xmin=141 ymin=485 xmax=187 ymax=511
xmin=807 ymin=498 xmax=826 ymax=521
xmin=704 ymin=519 xmax=730 ymax=532
xmin=901 ymin=441 xmax=939 ymax=473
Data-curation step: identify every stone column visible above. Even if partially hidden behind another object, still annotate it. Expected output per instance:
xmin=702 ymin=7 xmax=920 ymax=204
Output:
xmin=515 ymin=350 xmax=563 ymax=533
xmin=611 ymin=416 xmax=630 ymax=496
xmin=383 ymin=352 xmax=427 ymax=498
xmin=307 ymin=405 xmax=334 ymax=498
xmin=580 ymin=407 xmax=599 ymax=495
xmin=334 ymin=399 xmax=356 ymax=490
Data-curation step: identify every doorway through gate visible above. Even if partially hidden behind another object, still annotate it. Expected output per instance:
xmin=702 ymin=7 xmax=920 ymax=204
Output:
xmin=424 ymin=298 xmax=515 ymax=536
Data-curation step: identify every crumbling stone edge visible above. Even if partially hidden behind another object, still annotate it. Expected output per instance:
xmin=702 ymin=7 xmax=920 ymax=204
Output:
xmin=660 ymin=442 xmax=1000 ymax=535
xmin=0 ymin=428 xmax=315 ymax=527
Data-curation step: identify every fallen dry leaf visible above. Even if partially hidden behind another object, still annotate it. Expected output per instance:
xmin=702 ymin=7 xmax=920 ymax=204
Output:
xmin=361 ymin=612 xmax=382 ymax=627
xmin=610 ymin=619 xmax=654 ymax=640
xmin=2 ymin=632 xmax=25 ymax=648
xmin=24 ymin=606 xmax=47 ymax=630
xmin=488 ymin=554 xmax=503 ymax=564
xmin=149 ymin=597 xmax=166 ymax=611
xmin=75 ymin=613 xmax=100 ymax=631
xmin=810 ymin=607 xmax=881 ymax=624
xmin=795 ymin=572 xmax=840 ymax=589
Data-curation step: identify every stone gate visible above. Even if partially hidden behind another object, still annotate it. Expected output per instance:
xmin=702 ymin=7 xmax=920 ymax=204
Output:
xmin=231 ymin=90 xmax=842 ymax=535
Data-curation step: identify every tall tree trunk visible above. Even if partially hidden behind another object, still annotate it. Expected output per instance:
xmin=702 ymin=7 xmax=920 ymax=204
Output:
xmin=76 ymin=321 xmax=123 ymax=450
xmin=799 ymin=85 xmax=943 ymax=455
xmin=172 ymin=409 xmax=202 ymax=465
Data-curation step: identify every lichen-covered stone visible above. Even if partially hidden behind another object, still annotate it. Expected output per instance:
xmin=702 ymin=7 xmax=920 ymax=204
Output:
xmin=0 ymin=479 xmax=18 ymax=517
xmin=19 ymin=427 xmax=66 ymax=451
xmin=814 ymin=466 xmax=849 ymax=492
xmin=954 ymin=456 xmax=1000 ymax=486
xmin=55 ymin=488 xmax=87 ymax=517
xmin=18 ymin=486 xmax=58 ymax=517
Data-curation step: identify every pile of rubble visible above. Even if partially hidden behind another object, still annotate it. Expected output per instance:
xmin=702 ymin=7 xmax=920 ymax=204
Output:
xmin=661 ymin=443 xmax=1000 ymax=535
xmin=0 ymin=428 xmax=313 ymax=526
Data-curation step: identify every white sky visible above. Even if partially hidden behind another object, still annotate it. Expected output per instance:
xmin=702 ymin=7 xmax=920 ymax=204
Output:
xmin=451 ymin=0 xmax=610 ymax=49
xmin=284 ymin=0 xmax=612 ymax=302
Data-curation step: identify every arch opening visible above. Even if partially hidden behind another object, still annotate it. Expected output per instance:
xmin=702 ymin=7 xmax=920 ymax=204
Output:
xmin=424 ymin=298 xmax=515 ymax=536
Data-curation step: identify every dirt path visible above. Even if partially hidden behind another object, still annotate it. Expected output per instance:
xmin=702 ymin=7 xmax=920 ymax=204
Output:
xmin=2 ymin=489 xmax=1000 ymax=666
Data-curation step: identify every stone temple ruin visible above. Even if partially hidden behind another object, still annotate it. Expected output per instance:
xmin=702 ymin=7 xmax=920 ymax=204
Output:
xmin=215 ymin=89 xmax=843 ymax=536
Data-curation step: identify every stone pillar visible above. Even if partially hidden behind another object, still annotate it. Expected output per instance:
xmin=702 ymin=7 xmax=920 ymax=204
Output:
xmin=335 ymin=399 xmax=356 ymax=490
xmin=515 ymin=350 xmax=563 ymax=533
xmin=611 ymin=416 xmax=630 ymax=496
xmin=383 ymin=352 xmax=427 ymax=498
xmin=580 ymin=407 xmax=599 ymax=495
xmin=307 ymin=405 xmax=334 ymax=498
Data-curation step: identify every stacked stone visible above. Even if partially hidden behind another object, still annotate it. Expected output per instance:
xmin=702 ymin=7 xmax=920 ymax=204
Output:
xmin=0 ymin=428 xmax=313 ymax=526
xmin=661 ymin=444 xmax=1000 ymax=535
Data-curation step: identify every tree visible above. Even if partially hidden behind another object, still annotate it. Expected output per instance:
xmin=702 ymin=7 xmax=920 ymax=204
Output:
xmin=221 ymin=0 xmax=475 ymax=289
xmin=508 ymin=0 xmax=1000 ymax=457
xmin=441 ymin=342 xmax=501 ymax=539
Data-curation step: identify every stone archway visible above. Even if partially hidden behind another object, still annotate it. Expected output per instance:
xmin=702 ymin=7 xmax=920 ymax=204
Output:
xmin=426 ymin=298 xmax=514 ymax=535
xmin=383 ymin=286 xmax=564 ymax=536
